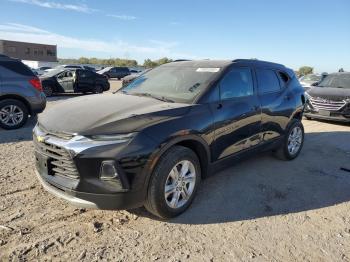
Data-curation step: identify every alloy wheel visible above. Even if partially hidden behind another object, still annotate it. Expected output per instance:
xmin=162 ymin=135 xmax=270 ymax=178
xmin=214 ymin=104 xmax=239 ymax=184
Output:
xmin=287 ymin=126 xmax=303 ymax=155
xmin=0 ymin=105 xmax=24 ymax=127
xmin=164 ymin=160 xmax=196 ymax=209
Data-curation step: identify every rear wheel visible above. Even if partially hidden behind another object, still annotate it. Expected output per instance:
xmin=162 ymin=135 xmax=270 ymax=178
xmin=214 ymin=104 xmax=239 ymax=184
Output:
xmin=94 ymin=85 xmax=103 ymax=94
xmin=274 ymin=119 xmax=304 ymax=160
xmin=145 ymin=146 xmax=201 ymax=219
xmin=0 ymin=99 xmax=28 ymax=130
xmin=43 ymin=85 xmax=53 ymax=97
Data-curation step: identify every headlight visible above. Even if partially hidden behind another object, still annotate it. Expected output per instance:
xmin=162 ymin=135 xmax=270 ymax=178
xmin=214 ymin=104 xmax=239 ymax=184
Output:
xmin=89 ymin=133 xmax=136 ymax=142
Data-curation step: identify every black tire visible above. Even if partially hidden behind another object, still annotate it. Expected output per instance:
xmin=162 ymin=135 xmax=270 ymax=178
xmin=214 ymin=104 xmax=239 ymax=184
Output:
xmin=94 ymin=85 xmax=103 ymax=94
xmin=274 ymin=119 xmax=304 ymax=160
xmin=145 ymin=146 xmax=201 ymax=219
xmin=43 ymin=86 xmax=53 ymax=97
xmin=0 ymin=99 xmax=28 ymax=130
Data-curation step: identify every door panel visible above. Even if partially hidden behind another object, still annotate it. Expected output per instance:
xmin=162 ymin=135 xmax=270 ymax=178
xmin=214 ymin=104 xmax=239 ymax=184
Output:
xmin=211 ymin=67 xmax=262 ymax=160
xmin=77 ymin=70 xmax=95 ymax=91
xmin=256 ymin=69 xmax=295 ymax=142
xmin=65 ymin=78 xmax=74 ymax=92
xmin=211 ymin=97 xmax=261 ymax=160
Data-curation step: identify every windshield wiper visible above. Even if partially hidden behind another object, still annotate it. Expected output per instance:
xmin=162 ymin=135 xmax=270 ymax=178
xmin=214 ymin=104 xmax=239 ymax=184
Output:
xmin=131 ymin=92 xmax=175 ymax=103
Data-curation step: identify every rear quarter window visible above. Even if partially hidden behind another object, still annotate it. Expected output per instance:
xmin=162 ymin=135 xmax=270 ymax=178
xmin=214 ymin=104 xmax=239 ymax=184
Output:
xmin=0 ymin=61 xmax=35 ymax=77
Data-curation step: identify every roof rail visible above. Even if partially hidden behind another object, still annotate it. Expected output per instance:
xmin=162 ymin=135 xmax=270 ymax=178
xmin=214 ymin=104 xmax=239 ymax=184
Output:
xmin=233 ymin=59 xmax=285 ymax=68
xmin=172 ymin=59 xmax=192 ymax=62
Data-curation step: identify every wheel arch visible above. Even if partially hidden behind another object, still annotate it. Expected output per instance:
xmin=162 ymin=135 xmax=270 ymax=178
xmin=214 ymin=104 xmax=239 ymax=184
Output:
xmin=147 ymin=135 xmax=211 ymax=181
xmin=0 ymin=95 xmax=31 ymax=115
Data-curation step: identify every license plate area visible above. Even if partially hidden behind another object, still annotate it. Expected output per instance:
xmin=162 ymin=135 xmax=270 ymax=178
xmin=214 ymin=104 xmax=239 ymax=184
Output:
xmin=35 ymin=151 xmax=51 ymax=176
xmin=318 ymin=109 xmax=330 ymax=116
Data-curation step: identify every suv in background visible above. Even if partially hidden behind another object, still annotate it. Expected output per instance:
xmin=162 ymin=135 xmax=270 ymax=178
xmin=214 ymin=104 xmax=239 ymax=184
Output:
xmin=97 ymin=67 xmax=130 ymax=79
xmin=34 ymin=59 xmax=305 ymax=218
xmin=0 ymin=56 xmax=46 ymax=129
xmin=304 ymin=72 xmax=350 ymax=122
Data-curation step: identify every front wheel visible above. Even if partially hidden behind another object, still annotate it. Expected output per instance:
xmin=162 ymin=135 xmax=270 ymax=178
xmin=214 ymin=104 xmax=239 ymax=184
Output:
xmin=274 ymin=119 xmax=304 ymax=160
xmin=145 ymin=146 xmax=201 ymax=219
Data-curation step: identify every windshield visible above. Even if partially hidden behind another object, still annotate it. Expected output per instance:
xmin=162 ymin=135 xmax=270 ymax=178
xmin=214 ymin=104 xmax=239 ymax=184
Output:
xmin=318 ymin=74 xmax=350 ymax=89
xmin=120 ymin=66 xmax=221 ymax=103
xmin=300 ymin=74 xmax=321 ymax=83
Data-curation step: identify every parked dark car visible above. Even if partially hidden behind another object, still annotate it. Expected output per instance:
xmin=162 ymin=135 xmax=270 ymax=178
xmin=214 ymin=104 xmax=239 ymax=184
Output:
xmin=304 ymin=72 xmax=350 ymax=122
xmin=34 ymin=59 xmax=305 ymax=218
xmin=97 ymin=67 xmax=130 ymax=79
xmin=40 ymin=69 xmax=110 ymax=96
xmin=122 ymin=68 xmax=152 ymax=87
xmin=0 ymin=55 xmax=46 ymax=129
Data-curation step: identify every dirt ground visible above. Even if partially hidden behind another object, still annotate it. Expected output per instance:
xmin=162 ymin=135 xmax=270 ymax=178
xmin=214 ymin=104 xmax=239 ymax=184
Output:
xmin=1 ymin=85 xmax=350 ymax=261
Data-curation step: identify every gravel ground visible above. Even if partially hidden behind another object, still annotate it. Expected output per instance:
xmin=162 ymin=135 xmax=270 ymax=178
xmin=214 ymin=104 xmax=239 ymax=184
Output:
xmin=1 ymin=87 xmax=350 ymax=261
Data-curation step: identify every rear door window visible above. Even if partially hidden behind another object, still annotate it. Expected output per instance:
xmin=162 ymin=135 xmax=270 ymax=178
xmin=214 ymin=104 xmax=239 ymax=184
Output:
xmin=79 ymin=70 xmax=93 ymax=78
xmin=0 ymin=61 xmax=35 ymax=76
xmin=256 ymin=69 xmax=281 ymax=94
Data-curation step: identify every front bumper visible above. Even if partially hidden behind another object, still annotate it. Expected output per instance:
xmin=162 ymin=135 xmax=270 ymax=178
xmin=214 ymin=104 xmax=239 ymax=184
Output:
xmin=304 ymin=112 xmax=350 ymax=122
xmin=33 ymin=126 xmax=158 ymax=210
xmin=35 ymin=170 xmax=145 ymax=209
xmin=304 ymin=99 xmax=350 ymax=122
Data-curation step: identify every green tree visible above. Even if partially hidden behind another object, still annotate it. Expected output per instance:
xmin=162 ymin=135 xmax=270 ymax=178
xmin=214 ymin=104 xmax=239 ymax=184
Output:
xmin=143 ymin=59 xmax=157 ymax=68
xmin=78 ymin=57 xmax=89 ymax=64
xmin=298 ymin=66 xmax=313 ymax=76
xmin=157 ymin=57 xmax=173 ymax=65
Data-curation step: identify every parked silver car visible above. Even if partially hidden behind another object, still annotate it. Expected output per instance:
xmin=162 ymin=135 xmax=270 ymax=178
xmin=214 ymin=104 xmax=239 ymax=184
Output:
xmin=0 ymin=55 xmax=46 ymax=129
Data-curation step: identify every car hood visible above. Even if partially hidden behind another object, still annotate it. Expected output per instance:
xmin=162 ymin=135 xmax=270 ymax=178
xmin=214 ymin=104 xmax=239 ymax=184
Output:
xmin=307 ymin=87 xmax=350 ymax=101
xmin=38 ymin=93 xmax=192 ymax=136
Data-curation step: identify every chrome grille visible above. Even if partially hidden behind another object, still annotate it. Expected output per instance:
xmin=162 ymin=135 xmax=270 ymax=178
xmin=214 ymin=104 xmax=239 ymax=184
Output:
xmin=309 ymin=97 xmax=346 ymax=111
xmin=34 ymin=138 xmax=79 ymax=179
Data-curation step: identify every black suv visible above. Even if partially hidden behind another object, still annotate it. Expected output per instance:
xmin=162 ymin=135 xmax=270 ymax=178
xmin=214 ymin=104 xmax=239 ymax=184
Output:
xmin=0 ymin=55 xmax=46 ymax=129
xmin=304 ymin=72 xmax=350 ymax=122
xmin=34 ymin=59 xmax=305 ymax=218
xmin=40 ymin=69 xmax=110 ymax=96
xmin=97 ymin=67 xmax=130 ymax=79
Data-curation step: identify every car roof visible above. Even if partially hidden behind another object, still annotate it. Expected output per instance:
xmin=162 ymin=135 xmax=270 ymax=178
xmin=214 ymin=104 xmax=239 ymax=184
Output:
xmin=0 ymin=55 xmax=20 ymax=62
xmin=163 ymin=60 xmax=233 ymax=68
xmin=327 ymin=72 xmax=350 ymax=76
xmin=164 ymin=59 xmax=288 ymax=69
xmin=162 ymin=59 xmax=293 ymax=77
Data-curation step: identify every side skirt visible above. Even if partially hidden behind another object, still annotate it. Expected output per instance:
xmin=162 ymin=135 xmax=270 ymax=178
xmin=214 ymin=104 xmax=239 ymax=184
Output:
xmin=207 ymin=137 xmax=284 ymax=176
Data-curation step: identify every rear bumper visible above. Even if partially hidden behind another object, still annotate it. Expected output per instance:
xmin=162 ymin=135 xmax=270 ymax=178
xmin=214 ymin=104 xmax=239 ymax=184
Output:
xmin=28 ymin=92 xmax=46 ymax=114
xmin=36 ymin=170 xmax=145 ymax=210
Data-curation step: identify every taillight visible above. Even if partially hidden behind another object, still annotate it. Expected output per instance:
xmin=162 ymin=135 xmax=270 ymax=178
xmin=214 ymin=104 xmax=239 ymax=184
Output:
xmin=29 ymin=77 xmax=43 ymax=92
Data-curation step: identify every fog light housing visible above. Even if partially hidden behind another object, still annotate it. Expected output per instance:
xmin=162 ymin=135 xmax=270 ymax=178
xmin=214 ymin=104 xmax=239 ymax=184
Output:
xmin=100 ymin=161 xmax=119 ymax=180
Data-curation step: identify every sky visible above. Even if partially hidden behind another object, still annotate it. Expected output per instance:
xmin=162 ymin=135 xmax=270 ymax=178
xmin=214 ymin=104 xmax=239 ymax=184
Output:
xmin=0 ymin=0 xmax=349 ymax=72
